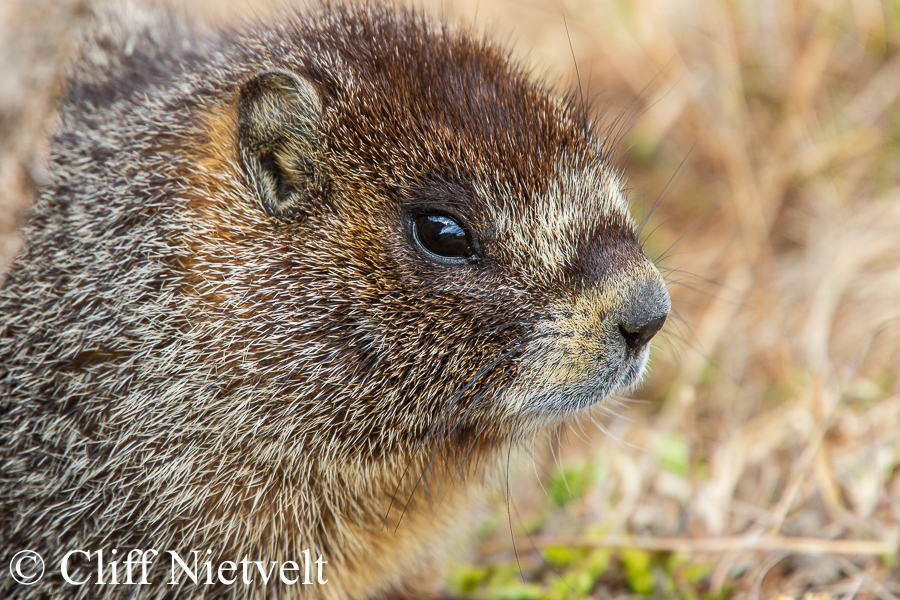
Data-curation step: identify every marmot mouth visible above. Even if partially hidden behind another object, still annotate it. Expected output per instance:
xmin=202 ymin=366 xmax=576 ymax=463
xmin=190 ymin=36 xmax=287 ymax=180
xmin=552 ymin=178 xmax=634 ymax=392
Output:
xmin=500 ymin=341 xmax=653 ymax=419
xmin=614 ymin=342 xmax=653 ymax=391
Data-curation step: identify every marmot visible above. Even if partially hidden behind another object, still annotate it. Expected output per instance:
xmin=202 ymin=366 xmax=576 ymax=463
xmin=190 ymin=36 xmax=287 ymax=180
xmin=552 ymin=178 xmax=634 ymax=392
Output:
xmin=0 ymin=2 xmax=670 ymax=599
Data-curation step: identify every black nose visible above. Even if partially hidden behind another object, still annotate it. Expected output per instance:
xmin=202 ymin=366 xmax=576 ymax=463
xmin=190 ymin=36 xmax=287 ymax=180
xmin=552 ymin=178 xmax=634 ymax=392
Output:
xmin=619 ymin=314 xmax=667 ymax=351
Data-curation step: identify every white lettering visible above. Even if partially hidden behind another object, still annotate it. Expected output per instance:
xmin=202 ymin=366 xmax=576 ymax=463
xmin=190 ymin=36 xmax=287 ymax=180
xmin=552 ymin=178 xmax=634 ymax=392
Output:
xmin=168 ymin=551 xmax=205 ymax=585
xmin=253 ymin=560 xmax=277 ymax=584
xmin=279 ymin=560 xmax=299 ymax=585
xmin=61 ymin=550 xmax=90 ymax=585
xmin=218 ymin=560 xmax=237 ymax=585
xmin=315 ymin=555 xmax=327 ymax=584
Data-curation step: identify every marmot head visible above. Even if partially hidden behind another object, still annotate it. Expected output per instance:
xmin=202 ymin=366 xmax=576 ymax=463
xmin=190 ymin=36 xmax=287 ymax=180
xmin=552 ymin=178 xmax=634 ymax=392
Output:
xmin=186 ymin=3 xmax=669 ymax=461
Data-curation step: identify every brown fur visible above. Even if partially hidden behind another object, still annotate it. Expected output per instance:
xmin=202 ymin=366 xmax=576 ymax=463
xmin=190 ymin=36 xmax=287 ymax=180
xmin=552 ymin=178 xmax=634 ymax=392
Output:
xmin=0 ymin=2 xmax=669 ymax=598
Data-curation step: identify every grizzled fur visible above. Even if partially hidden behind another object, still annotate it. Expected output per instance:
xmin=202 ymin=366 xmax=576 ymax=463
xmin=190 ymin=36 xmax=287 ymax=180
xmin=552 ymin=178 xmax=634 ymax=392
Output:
xmin=0 ymin=2 xmax=669 ymax=599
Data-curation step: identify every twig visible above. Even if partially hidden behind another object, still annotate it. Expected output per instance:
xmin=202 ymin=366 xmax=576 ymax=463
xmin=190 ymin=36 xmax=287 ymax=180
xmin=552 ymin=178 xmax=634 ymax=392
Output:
xmin=479 ymin=535 xmax=897 ymax=557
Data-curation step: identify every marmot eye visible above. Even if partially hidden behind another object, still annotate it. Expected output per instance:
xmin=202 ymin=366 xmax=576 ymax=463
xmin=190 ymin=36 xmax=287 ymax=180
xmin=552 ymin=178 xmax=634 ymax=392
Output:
xmin=413 ymin=214 xmax=473 ymax=260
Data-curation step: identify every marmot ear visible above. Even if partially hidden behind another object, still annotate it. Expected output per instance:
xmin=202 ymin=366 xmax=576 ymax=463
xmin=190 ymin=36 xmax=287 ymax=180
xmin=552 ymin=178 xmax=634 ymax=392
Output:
xmin=238 ymin=70 xmax=325 ymax=218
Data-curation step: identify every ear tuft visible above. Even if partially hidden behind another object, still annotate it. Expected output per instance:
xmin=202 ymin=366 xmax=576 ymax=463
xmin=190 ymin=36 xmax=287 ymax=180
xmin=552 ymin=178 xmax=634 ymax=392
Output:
xmin=238 ymin=70 xmax=325 ymax=218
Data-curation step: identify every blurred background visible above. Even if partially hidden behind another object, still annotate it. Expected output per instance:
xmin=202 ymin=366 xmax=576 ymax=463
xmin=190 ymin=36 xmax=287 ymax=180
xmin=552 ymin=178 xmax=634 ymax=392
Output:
xmin=2 ymin=0 xmax=898 ymax=597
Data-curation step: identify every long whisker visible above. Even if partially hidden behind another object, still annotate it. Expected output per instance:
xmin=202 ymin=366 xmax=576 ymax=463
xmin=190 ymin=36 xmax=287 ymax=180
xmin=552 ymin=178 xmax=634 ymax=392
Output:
xmin=383 ymin=323 xmax=560 ymax=530
xmin=653 ymin=200 xmax=714 ymax=264
xmin=636 ymin=144 xmax=694 ymax=243
xmin=427 ymin=375 xmax=520 ymax=512
xmin=391 ymin=342 xmax=528 ymax=531
xmin=383 ymin=335 xmax=528 ymax=529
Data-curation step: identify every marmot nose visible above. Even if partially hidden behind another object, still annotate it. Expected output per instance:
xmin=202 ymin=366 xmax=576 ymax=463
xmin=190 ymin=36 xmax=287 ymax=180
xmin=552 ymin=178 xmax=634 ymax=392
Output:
xmin=618 ymin=314 xmax=667 ymax=351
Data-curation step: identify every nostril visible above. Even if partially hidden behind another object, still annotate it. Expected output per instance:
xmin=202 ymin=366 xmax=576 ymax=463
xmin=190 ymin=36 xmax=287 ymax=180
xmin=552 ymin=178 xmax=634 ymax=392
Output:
xmin=618 ymin=314 xmax=667 ymax=351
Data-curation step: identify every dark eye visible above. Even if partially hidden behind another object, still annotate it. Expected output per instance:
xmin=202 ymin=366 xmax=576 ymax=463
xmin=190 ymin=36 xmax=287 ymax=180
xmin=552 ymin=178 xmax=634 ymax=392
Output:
xmin=413 ymin=214 xmax=473 ymax=261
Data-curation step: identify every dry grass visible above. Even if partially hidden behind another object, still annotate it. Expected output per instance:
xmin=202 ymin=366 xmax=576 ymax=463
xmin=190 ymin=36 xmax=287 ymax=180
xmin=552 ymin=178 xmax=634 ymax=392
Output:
xmin=1 ymin=0 xmax=899 ymax=598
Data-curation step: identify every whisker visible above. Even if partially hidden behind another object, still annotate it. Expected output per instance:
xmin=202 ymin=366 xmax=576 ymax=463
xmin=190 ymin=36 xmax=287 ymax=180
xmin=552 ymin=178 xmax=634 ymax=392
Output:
xmin=602 ymin=58 xmax=677 ymax=159
xmin=637 ymin=145 xmax=694 ymax=242
xmin=562 ymin=15 xmax=589 ymax=133
xmin=653 ymin=201 xmax=715 ymax=264
xmin=393 ymin=360 xmax=522 ymax=531
xmin=386 ymin=339 xmax=528 ymax=530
